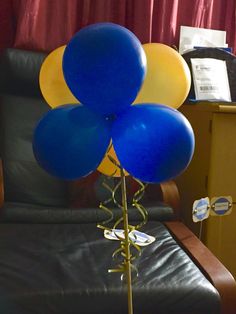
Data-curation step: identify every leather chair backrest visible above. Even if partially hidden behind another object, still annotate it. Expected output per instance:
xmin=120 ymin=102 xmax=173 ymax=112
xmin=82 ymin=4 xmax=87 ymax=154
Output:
xmin=0 ymin=48 xmax=175 ymax=224
xmin=0 ymin=49 xmax=68 ymax=207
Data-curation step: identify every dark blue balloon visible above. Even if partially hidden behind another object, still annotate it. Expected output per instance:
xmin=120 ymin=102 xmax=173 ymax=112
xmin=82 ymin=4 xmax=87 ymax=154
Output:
xmin=63 ymin=23 xmax=146 ymax=116
xmin=112 ymin=104 xmax=195 ymax=183
xmin=33 ymin=104 xmax=111 ymax=180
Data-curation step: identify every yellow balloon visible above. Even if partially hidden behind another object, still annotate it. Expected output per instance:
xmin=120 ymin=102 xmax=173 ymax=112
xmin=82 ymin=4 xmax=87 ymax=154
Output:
xmin=98 ymin=144 xmax=128 ymax=177
xmin=133 ymin=43 xmax=191 ymax=109
xmin=39 ymin=45 xmax=78 ymax=108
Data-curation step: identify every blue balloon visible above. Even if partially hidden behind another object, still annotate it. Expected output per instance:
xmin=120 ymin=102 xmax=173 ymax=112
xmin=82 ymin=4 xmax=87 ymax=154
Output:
xmin=33 ymin=104 xmax=111 ymax=180
xmin=63 ymin=23 xmax=146 ymax=116
xmin=112 ymin=104 xmax=195 ymax=183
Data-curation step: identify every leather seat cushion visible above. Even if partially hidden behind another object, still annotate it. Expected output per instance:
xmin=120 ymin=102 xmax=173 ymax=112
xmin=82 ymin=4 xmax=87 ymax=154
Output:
xmin=0 ymin=221 xmax=220 ymax=314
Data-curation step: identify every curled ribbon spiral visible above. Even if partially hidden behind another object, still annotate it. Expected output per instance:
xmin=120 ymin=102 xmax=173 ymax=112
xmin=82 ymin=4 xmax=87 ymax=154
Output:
xmin=97 ymin=154 xmax=149 ymax=279
xmin=96 ymin=180 xmax=114 ymax=232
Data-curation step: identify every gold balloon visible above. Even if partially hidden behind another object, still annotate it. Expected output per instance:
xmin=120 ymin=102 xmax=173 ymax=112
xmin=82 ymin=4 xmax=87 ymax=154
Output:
xmin=133 ymin=43 xmax=191 ymax=109
xmin=98 ymin=144 xmax=128 ymax=177
xmin=39 ymin=45 xmax=78 ymax=108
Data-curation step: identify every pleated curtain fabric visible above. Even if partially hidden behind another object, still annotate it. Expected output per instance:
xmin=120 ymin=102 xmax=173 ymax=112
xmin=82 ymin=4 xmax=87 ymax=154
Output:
xmin=0 ymin=0 xmax=235 ymax=54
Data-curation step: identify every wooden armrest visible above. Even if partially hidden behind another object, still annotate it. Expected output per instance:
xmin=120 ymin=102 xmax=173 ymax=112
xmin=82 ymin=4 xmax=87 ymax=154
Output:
xmin=165 ymin=221 xmax=236 ymax=314
xmin=0 ymin=159 xmax=3 ymax=207
xmin=160 ymin=180 xmax=180 ymax=218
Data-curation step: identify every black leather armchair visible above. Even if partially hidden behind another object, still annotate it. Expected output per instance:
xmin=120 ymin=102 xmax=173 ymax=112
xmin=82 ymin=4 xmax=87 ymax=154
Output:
xmin=0 ymin=48 xmax=235 ymax=314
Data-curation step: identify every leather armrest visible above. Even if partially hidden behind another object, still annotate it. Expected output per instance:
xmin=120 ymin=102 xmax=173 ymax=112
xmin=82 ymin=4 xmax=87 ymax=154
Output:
xmin=160 ymin=180 xmax=180 ymax=218
xmin=0 ymin=159 xmax=4 ymax=207
xmin=165 ymin=221 xmax=236 ymax=314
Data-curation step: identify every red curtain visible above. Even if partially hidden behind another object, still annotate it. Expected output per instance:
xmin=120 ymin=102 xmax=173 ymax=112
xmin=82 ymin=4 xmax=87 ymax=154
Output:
xmin=1 ymin=0 xmax=236 ymax=53
xmin=0 ymin=0 xmax=15 ymax=52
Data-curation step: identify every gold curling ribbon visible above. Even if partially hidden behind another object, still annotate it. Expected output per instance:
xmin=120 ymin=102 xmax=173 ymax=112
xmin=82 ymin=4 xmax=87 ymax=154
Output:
xmin=97 ymin=180 xmax=114 ymax=231
xmin=129 ymin=178 xmax=148 ymax=231
xmin=110 ymin=177 xmax=142 ymax=273
xmin=97 ymin=155 xmax=149 ymax=281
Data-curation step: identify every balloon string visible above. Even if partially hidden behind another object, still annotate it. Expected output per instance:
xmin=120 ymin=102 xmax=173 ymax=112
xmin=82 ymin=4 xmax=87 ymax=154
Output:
xmin=107 ymin=153 xmax=120 ymax=177
xmin=110 ymin=177 xmax=147 ymax=275
xmin=117 ymin=167 xmax=134 ymax=314
xmin=97 ymin=155 xmax=148 ymax=279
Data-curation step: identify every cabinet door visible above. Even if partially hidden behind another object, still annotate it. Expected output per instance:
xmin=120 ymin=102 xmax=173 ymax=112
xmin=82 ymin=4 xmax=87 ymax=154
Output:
xmin=206 ymin=113 xmax=236 ymax=278
xmin=177 ymin=106 xmax=212 ymax=235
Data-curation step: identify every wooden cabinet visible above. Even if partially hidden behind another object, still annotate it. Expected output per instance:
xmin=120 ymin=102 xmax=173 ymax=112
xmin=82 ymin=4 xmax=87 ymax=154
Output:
xmin=177 ymin=102 xmax=236 ymax=278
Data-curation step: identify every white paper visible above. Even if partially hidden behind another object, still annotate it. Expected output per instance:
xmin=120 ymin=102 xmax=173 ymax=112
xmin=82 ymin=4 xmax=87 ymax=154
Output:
xmin=104 ymin=229 xmax=155 ymax=246
xmin=179 ymin=26 xmax=227 ymax=55
xmin=191 ymin=58 xmax=231 ymax=101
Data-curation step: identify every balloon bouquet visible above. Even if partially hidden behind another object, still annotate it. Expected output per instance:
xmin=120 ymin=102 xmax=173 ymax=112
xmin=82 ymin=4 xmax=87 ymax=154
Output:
xmin=33 ymin=23 xmax=194 ymax=314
